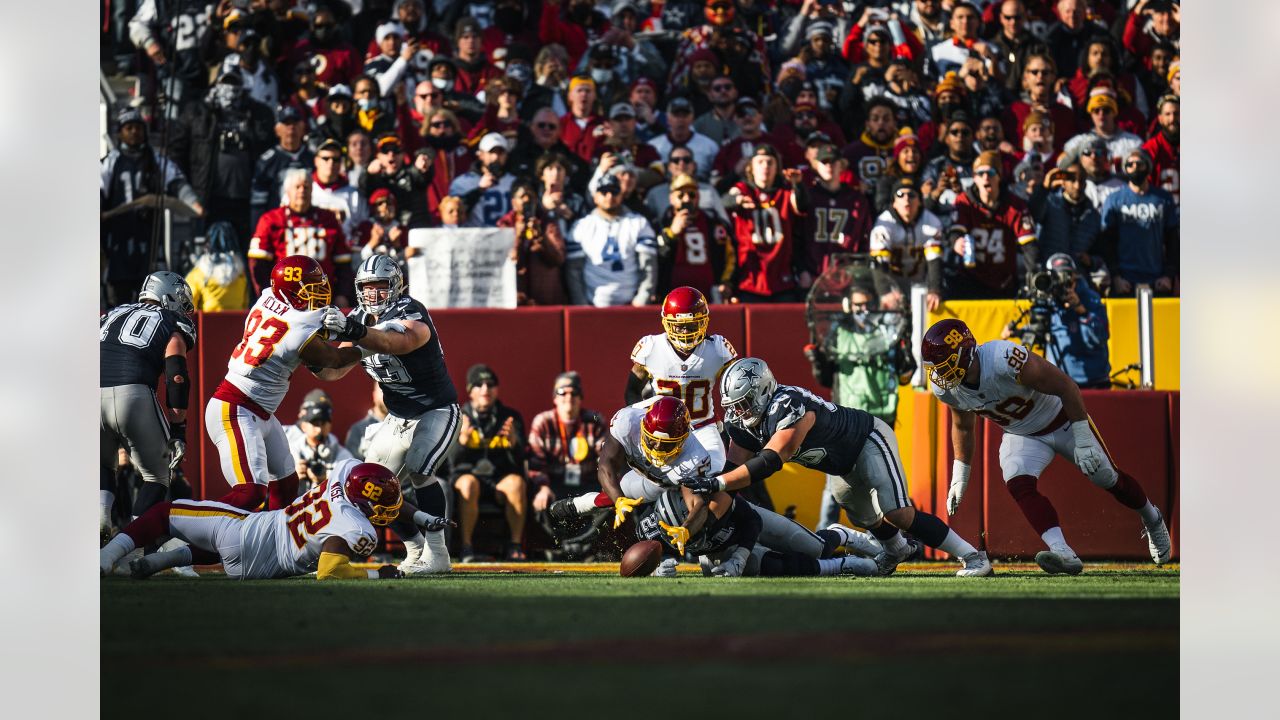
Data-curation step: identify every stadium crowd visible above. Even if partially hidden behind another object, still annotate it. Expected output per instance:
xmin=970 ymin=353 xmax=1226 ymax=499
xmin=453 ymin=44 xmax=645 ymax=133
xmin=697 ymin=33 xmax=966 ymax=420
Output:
xmin=101 ymin=0 xmax=1181 ymax=313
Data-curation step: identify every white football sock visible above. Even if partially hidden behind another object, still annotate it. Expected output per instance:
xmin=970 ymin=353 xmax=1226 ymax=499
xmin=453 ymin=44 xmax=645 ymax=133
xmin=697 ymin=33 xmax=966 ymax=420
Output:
xmin=882 ymin=530 xmax=908 ymax=554
xmin=1138 ymin=501 xmax=1161 ymax=526
xmin=424 ymin=529 xmax=449 ymax=557
xmin=100 ymin=534 xmax=136 ymax=572
xmin=100 ymin=491 xmax=115 ymax=526
xmin=572 ymin=493 xmax=600 ymax=514
xmin=1041 ymin=526 xmax=1068 ymax=550
xmin=936 ymin=530 xmax=977 ymax=558
xmin=817 ymin=558 xmax=844 ymax=576
xmin=401 ymin=533 xmax=425 ymax=564
xmin=146 ymin=546 xmax=193 ymax=573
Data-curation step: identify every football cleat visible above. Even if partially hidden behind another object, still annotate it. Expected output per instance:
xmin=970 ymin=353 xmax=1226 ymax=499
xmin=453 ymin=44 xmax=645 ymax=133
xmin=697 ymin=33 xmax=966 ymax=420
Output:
xmin=825 ymin=523 xmax=883 ymax=557
xmin=839 ymin=555 xmax=879 ymax=576
xmin=170 ymin=565 xmax=200 ymax=578
xmin=872 ymin=538 xmax=915 ymax=576
xmin=1035 ymin=547 xmax=1084 ymax=575
xmin=956 ymin=551 xmax=993 ymax=577
xmin=128 ymin=556 xmax=159 ymax=580
xmin=548 ymin=497 xmax=582 ymax=521
xmin=400 ymin=553 xmax=452 ymax=576
xmin=1142 ymin=511 xmax=1172 ymax=565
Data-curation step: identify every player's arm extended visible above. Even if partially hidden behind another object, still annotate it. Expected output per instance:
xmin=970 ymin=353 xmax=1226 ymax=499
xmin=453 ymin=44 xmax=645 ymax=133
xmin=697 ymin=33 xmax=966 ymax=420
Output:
xmin=596 ymin=433 xmax=629 ymax=502
xmin=1017 ymin=350 xmax=1087 ymax=422
xmin=299 ymin=334 xmax=363 ymax=373
xmin=355 ymin=318 xmax=432 ymax=355
xmin=950 ymin=408 xmax=977 ymax=464
xmin=715 ymin=412 xmax=816 ymax=492
xmin=316 ymin=537 xmax=402 ymax=580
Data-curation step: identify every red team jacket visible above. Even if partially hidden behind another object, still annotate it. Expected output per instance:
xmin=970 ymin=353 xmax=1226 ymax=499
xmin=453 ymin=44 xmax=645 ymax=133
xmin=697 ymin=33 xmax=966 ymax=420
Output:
xmin=1142 ymin=132 xmax=1179 ymax=204
xmin=730 ymin=182 xmax=803 ymax=297
xmin=559 ymin=114 xmax=606 ymax=162
xmin=951 ymin=190 xmax=1037 ymax=293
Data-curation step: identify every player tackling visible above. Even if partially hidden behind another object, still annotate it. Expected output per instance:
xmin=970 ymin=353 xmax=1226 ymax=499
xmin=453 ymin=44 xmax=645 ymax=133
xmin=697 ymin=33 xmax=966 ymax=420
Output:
xmin=921 ymin=318 xmax=1171 ymax=574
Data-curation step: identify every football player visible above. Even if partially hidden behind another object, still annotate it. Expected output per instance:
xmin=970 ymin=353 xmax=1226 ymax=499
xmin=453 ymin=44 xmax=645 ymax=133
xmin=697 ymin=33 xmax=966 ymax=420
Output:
xmin=205 ymin=255 xmax=364 ymax=513
xmin=694 ymin=357 xmax=993 ymax=577
xmin=626 ymin=286 xmax=737 ymax=471
xmin=100 ymin=272 xmax=197 ymax=538
xmin=317 ymin=255 xmax=460 ymax=575
xmin=921 ymin=319 xmax=1172 ymax=574
xmin=637 ymin=486 xmax=880 ymax=578
xmin=100 ymin=459 xmax=453 ymax=580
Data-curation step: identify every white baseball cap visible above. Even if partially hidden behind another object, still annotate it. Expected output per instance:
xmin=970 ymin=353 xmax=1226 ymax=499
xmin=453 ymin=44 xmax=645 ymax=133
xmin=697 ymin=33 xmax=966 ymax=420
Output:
xmin=376 ymin=22 xmax=407 ymax=44
xmin=478 ymin=132 xmax=510 ymax=153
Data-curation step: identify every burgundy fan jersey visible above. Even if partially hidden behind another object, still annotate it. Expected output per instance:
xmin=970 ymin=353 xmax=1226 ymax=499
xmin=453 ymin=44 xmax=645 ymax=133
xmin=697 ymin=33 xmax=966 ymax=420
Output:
xmin=730 ymin=183 xmax=803 ymax=296
xmin=796 ymin=181 xmax=873 ymax=277
xmin=951 ymin=191 xmax=1037 ymax=292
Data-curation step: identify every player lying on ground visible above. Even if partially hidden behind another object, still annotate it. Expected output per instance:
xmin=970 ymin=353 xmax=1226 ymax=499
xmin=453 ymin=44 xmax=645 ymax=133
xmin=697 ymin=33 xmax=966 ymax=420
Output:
xmin=638 ymin=486 xmax=881 ymax=577
xmin=100 ymin=271 xmax=197 ymax=538
xmin=921 ymin=319 xmax=1171 ymax=575
xmin=695 ymin=358 xmax=992 ymax=577
xmin=205 ymin=256 xmax=365 ymax=512
xmin=100 ymin=459 xmax=452 ymax=580
xmin=316 ymin=255 xmax=461 ymax=575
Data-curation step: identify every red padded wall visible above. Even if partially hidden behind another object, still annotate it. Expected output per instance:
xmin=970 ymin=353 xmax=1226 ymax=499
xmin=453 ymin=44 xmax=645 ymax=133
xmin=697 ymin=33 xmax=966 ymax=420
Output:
xmin=742 ymin=304 xmax=824 ymax=395
xmin=1168 ymin=392 xmax=1179 ymax=557
xmin=982 ymin=390 xmax=1172 ymax=560
xmin=928 ymin=403 xmax=987 ymax=557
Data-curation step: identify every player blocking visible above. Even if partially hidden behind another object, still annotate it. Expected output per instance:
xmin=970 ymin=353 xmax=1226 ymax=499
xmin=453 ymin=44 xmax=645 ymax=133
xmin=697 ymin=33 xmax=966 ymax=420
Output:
xmin=922 ymin=318 xmax=1171 ymax=574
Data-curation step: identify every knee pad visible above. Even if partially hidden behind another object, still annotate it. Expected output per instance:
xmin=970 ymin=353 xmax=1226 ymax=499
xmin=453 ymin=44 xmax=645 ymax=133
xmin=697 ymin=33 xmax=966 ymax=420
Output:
xmin=1087 ymin=464 xmax=1118 ymax=490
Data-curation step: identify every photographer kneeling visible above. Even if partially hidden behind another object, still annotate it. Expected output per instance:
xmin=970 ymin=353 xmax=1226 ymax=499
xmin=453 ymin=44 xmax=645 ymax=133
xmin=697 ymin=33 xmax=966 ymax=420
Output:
xmin=286 ymin=391 xmax=355 ymax=495
xmin=1004 ymin=254 xmax=1111 ymax=389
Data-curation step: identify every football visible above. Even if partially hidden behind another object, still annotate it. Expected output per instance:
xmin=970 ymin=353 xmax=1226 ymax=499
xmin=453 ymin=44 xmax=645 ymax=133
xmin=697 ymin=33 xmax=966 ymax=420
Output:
xmin=619 ymin=540 xmax=663 ymax=577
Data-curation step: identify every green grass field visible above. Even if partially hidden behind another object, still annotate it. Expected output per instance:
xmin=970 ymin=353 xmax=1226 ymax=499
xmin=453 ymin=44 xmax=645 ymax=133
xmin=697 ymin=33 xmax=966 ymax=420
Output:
xmin=102 ymin=562 xmax=1178 ymax=719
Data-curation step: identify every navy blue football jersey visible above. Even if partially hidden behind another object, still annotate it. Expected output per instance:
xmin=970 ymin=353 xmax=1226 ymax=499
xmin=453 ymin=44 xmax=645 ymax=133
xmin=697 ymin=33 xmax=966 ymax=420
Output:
xmin=634 ymin=490 xmax=742 ymax=556
xmin=100 ymin=303 xmax=196 ymax=389
xmin=359 ymin=297 xmax=457 ymax=417
xmin=726 ymin=385 xmax=874 ymax=476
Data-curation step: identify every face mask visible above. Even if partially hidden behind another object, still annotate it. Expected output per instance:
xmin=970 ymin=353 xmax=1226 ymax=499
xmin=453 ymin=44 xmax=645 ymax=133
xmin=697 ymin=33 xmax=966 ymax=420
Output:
xmin=494 ymin=7 xmax=522 ymax=33
xmin=431 ymin=77 xmax=451 ymax=90
xmin=426 ymin=133 xmax=459 ymax=150
xmin=357 ymin=98 xmax=377 ymax=112
xmin=778 ymin=78 xmax=802 ymax=103
xmin=591 ymin=68 xmax=613 ymax=84
xmin=1124 ymin=161 xmax=1149 ymax=183
xmin=851 ymin=310 xmax=870 ymax=325
xmin=312 ymin=26 xmax=334 ymax=45
xmin=209 ymin=84 xmax=244 ymax=111
xmin=485 ymin=159 xmax=505 ymax=175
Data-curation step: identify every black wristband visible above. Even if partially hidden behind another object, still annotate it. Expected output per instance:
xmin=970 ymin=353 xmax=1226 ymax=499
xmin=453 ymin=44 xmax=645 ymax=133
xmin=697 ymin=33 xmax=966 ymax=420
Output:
xmin=340 ymin=318 xmax=368 ymax=342
xmin=170 ymin=422 xmax=187 ymax=442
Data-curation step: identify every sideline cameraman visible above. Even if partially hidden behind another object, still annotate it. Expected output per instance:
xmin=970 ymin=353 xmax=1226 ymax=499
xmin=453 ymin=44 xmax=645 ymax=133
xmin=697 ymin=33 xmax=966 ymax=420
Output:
xmin=1004 ymin=254 xmax=1111 ymax=389
xmin=285 ymin=391 xmax=355 ymax=494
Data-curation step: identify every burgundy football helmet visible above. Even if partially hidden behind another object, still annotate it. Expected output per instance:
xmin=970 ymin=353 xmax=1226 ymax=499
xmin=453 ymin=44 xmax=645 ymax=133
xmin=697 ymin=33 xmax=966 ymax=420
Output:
xmin=641 ymin=395 xmax=691 ymax=466
xmin=921 ymin=319 xmax=977 ymax=390
xmin=661 ymin=286 xmax=710 ymax=352
xmin=271 ymin=255 xmax=332 ymax=310
xmin=343 ymin=462 xmax=403 ymax=526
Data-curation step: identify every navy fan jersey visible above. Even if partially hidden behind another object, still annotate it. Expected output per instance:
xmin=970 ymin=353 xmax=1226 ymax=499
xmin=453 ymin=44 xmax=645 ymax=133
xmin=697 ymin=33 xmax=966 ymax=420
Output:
xmin=359 ymin=297 xmax=457 ymax=418
xmin=100 ymin=303 xmax=196 ymax=389
xmin=634 ymin=491 xmax=742 ymax=556
xmin=726 ymin=385 xmax=873 ymax=476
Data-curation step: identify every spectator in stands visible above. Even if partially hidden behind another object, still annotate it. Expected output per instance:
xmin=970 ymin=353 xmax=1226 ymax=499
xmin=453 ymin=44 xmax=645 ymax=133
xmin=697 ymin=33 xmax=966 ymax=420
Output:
xmin=694 ymin=75 xmax=739 ymax=144
xmin=251 ymin=106 xmax=315 ymax=228
xmin=185 ymin=221 xmax=249 ymax=312
xmin=449 ymin=132 xmax=516 ymax=226
xmin=101 ymin=107 xmax=203 ymax=308
xmin=837 ymin=22 xmax=893 ymax=124
xmin=526 ymin=371 xmax=608 ymax=556
xmin=364 ymin=22 xmax=417 ymax=99
xmin=1004 ymin=254 xmax=1111 ymax=388
xmin=1020 ymin=110 xmax=1057 ymax=167
xmin=974 ymin=114 xmax=1018 ymax=173
xmin=841 ymin=97 xmax=898 ymax=189
xmin=283 ymin=62 xmax=325 ymax=125
xmin=309 ymin=85 xmax=357 ymax=153
xmin=362 ymin=133 xmax=432 ymax=228
xmin=656 ymin=173 xmax=735 ymax=301
xmin=425 ymin=57 xmax=485 ymax=123
xmin=435 ymin=195 xmax=467 ymax=229
xmin=354 ymin=188 xmax=415 ymax=273
xmin=1123 ymin=0 xmax=1180 ymax=61
xmin=989 ymin=0 xmax=1035 ymax=78
xmin=309 ymin=139 xmax=363 ymax=235
xmin=535 ymin=154 xmax=590 ymax=237
xmin=451 ymin=364 xmax=528 ymax=562
xmin=626 ymin=77 xmax=663 ymax=142
xmin=285 ymin=390 xmax=354 ymax=496
xmin=647 ymin=97 xmax=719 ymax=183
xmin=561 ymin=76 xmax=606 ymax=162
xmin=645 ymin=148 xmax=729 ymax=227
xmin=1065 ymin=36 xmax=1146 ymax=122
xmin=533 ymin=44 xmax=571 ymax=116
xmin=728 ymin=145 xmax=808 ymax=303
xmin=870 ymin=177 xmax=946 ymax=311
xmin=947 ymin=150 xmax=1039 ymax=299
xmin=219 ymin=28 xmax=279 ymax=110
xmin=507 ymin=108 xmax=588 ymax=193
xmin=302 ymin=8 xmax=360 ymax=89
xmin=500 ymin=180 xmax=568 ymax=306
xmin=1029 ymin=164 xmax=1102 ymax=274
xmin=248 ymin=168 xmax=353 ymax=304
xmin=170 ymin=70 xmax=274 ymax=249
xmin=418 ymin=108 xmax=472 ymax=217
xmin=922 ymin=112 xmax=977 ymax=216
xmin=1142 ymin=95 xmax=1179 ymax=204
xmin=874 ymin=130 xmax=925 ymax=214
xmin=1044 ymin=0 xmax=1101 ymax=80
xmin=712 ymin=97 xmax=789 ymax=193
xmin=1070 ymin=135 xmax=1125 ymax=210
xmin=798 ymin=146 xmax=873 ymax=285
xmin=567 ymin=174 xmax=658 ymax=306
xmin=1099 ymin=148 xmax=1178 ymax=297
xmin=467 ymin=76 xmax=524 ymax=148
xmin=1002 ymin=53 xmax=1076 ymax=151
xmin=352 ymin=75 xmax=397 ymax=137
xmin=345 ymin=385 xmax=388 ymax=460
xmin=930 ymin=2 xmax=999 ymax=78
xmin=128 ymin=0 xmax=218 ymax=113
xmin=345 ymin=129 xmax=373 ymax=189
xmin=593 ymin=103 xmax=665 ymax=190
xmin=1063 ymin=91 xmax=1142 ymax=172
xmin=453 ymin=17 xmax=500 ymax=96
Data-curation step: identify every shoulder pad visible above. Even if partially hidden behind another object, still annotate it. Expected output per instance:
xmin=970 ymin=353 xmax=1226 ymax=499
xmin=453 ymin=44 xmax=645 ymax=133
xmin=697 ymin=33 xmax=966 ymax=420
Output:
xmin=714 ymin=335 xmax=738 ymax=361
xmin=175 ymin=317 xmax=197 ymax=347
xmin=630 ymin=335 xmax=654 ymax=364
xmin=766 ymin=389 xmax=806 ymax=431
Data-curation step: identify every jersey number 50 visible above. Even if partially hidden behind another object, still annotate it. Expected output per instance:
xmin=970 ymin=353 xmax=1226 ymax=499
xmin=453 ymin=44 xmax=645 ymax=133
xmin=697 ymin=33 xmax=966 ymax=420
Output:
xmin=656 ymin=379 xmax=713 ymax=421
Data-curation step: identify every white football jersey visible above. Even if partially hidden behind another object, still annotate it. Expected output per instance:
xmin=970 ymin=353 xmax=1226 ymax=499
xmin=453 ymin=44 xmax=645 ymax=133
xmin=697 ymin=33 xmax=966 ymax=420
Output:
xmin=610 ymin=397 xmax=714 ymax=488
xmin=567 ymin=211 xmax=657 ymax=307
xmin=222 ymin=289 xmax=327 ymax=413
xmin=869 ymin=208 xmax=945 ymax=282
xmin=237 ymin=458 xmax=379 ymax=579
xmin=630 ymin=333 xmax=737 ymax=428
xmin=932 ymin=340 xmax=1065 ymax=436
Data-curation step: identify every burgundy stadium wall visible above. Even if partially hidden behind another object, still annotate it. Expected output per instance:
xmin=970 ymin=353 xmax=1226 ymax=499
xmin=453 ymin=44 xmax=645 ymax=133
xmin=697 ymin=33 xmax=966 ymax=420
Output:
xmin=189 ymin=306 xmax=1179 ymax=559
